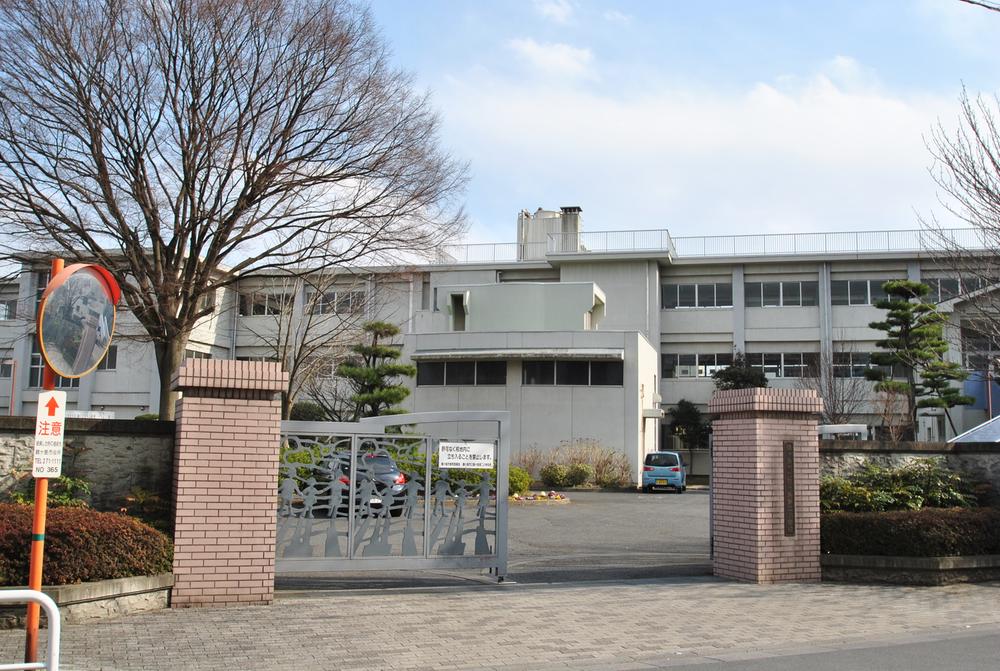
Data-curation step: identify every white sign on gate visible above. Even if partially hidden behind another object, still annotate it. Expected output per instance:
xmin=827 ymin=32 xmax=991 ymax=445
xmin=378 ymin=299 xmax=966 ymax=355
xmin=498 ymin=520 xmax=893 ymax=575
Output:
xmin=439 ymin=441 xmax=495 ymax=469
xmin=33 ymin=390 xmax=67 ymax=478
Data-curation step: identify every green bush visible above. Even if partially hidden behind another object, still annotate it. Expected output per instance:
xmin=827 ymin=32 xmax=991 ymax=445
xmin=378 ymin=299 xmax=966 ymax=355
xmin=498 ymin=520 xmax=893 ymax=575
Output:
xmin=0 ymin=503 xmax=173 ymax=586
xmin=6 ymin=475 xmax=91 ymax=508
xmin=133 ymin=413 xmax=160 ymax=421
xmin=508 ymin=466 xmax=532 ymax=495
xmin=540 ymin=463 xmax=569 ymax=488
xmin=566 ymin=462 xmax=595 ymax=487
xmin=289 ymin=401 xmax=326 ymax=421
xmin=821 ymin=459 xmax=975 ymax=513
xmin=822 ymin=508 xmax=1000 ymax=557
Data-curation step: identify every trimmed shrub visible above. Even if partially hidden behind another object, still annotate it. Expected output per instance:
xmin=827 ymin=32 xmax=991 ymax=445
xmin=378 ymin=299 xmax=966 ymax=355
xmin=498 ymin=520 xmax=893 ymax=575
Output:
xmin=508 ymin=466 xmax=532 ymax=495
xmin=0 ymin=504 xmax=173 ymax=586
xmin=822 ymin=508 xmax=1000 ymax=557
xmin=821 ymin=458 xmax=975 ymax=513
xmin=566 ymin=462 xmax=595 ymax=487
xmin=540 ymin=463 xmax=569 ymax=488
xmin=290 ymin=401 xmax=326 ymax=421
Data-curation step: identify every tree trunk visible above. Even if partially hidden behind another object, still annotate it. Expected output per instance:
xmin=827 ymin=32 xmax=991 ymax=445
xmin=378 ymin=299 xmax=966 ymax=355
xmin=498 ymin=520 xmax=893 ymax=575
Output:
xmin=154 ymin=336 xmax=188 ymax=421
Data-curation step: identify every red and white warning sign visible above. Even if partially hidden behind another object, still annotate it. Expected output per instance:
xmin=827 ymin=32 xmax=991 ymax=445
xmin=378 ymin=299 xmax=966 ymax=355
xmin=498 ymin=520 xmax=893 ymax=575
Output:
xmin=33 ymin=390 xmax=66 ymax=478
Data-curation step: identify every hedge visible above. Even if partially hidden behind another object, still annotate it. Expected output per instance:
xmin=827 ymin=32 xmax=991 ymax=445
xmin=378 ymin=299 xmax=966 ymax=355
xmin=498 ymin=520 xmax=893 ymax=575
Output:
xmin=0 ymin=504 xmax=173 ymax=586
xmin=822 ymin=508 xmax=1000 ymax=557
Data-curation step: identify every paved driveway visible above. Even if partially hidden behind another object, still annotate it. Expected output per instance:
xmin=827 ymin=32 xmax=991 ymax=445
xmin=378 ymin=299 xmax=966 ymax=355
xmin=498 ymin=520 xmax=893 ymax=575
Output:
xmin=508 ymin=489 xmax=710 ymax=582
xmin=276 ymin=489 xmax=710 ymax=590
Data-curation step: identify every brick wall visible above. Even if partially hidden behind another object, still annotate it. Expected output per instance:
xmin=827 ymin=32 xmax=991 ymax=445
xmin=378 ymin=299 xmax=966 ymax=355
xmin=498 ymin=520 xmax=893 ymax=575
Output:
xmin=170 ymin=360 xmax=287 ymax=607
xmin=709 ymin=388 xmax=822 ymax=584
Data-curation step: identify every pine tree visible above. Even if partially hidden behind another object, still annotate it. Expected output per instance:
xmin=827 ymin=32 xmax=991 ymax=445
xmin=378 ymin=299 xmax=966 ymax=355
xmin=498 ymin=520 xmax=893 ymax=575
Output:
xmin=336 ymin=321 xmax=416 ymax=419
xmin=865 ymin=280 xmax=972 ymax=436
xmin=667 ymin=399 xmax=710 ymax=449
xmin=712 ymin=351 xmax=768 ymax=390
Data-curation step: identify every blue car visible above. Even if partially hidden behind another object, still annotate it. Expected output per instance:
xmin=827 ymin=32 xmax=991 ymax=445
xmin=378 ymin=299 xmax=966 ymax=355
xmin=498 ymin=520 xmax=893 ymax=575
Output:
xmin=642 ymin=451 xmax=686 ymax=493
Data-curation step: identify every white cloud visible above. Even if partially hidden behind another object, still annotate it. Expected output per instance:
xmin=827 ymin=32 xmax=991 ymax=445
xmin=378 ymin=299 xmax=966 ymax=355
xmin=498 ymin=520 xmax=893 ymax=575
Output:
xmin=533 ymin=0 xmax=573 ymax=24
xmin=436 ymin=56 xmax=962 ymax=239
xmin=507 ymin=38 xmax=595 ymax=79
xmin=602 ymin=10 xmax=632 ymax=25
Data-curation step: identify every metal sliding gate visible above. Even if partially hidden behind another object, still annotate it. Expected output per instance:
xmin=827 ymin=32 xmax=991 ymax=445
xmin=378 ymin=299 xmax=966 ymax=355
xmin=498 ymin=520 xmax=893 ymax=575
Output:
xmin=275 ymin=411 xmax=509 ymax=580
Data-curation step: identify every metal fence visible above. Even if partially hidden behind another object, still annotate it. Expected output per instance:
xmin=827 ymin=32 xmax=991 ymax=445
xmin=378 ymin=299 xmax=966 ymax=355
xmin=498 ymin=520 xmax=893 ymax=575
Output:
xmin=671 ymin=228 xmax=986 ymax=258
xmin=547 ymin=229 xmax=676 ymax=255
xmin=0 ymin=591 xmax=60 ymax=671
xmin=276 ymin=411 xmax=509 ymax=580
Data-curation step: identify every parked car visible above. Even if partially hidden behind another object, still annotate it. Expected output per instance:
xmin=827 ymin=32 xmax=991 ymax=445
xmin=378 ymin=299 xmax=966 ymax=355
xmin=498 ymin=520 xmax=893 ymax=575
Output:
xmin=326 ymin=452 xmax=408 ymax=517
xmin=641 ymin=451 xmax=686 ymax=493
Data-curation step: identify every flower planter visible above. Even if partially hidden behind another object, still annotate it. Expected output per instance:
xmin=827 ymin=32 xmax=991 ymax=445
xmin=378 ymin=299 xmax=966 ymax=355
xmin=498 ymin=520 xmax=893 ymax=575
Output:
xmin=822 ymin=554 xmax=1000 ymax=586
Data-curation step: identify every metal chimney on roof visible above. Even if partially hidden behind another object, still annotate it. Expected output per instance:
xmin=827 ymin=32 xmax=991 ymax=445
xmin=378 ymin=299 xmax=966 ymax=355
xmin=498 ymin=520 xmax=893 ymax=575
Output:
xmin=559 ymin=206 xmax=582 ymax=234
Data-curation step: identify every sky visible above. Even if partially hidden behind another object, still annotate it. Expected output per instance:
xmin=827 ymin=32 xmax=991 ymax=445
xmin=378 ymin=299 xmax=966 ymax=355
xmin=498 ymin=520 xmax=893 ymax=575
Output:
xmin=368 ymin=1 xmax=1000 ymax=244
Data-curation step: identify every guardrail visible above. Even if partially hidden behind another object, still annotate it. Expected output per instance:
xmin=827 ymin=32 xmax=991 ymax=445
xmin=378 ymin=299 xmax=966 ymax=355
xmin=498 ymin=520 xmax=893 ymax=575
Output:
xmin=671 ymin=228 xmax=985 ymax=258
xmin=0 ymin=590 xmax=60 ymax=671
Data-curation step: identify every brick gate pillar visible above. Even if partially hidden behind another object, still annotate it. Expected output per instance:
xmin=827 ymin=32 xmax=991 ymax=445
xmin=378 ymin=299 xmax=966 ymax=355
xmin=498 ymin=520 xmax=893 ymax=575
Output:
xmin=170 ymin=360 xmax=288 ymax=607
xmin=708 ymin=388 xmax=823 ymax=584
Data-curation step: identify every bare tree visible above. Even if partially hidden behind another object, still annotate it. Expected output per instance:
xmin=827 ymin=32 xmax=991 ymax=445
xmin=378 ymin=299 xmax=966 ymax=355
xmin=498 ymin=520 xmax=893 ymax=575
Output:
xmin=238 ymin=269 xmax=408 ymax=419
xmin=797 ymin=346 xmax=872 ymax=425
xmin=0 ymin=0 xmax=466 ymax=417
xmin=959 ymin=1 xmax=1000 ymax=12
xmin=924 ymin=89 xmax=1000 ymax=353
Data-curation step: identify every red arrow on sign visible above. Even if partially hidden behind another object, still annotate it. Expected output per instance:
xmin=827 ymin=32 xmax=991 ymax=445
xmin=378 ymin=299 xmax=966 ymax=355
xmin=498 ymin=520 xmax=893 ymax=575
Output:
xmin=45 ymin=396 xmax=59 ymax=417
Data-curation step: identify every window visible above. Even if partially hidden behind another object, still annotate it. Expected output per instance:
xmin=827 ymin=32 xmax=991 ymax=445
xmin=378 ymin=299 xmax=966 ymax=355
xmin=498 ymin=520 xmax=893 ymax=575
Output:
xmin=746 ymin=352 xmax=820 ymax=378
xmin=475 ymin=361 xmax=507 ymax=385
xmin=961 ymin=320 xmax=1000 ymax=370
xmin=417 ymin=361 xmax=508 ymax=386
xmin=745 ymin=281 xmax=819 ymax=307
xmin=97 ymin=346 xmax=117 ymax=371
xmin=696 ymin=284 xmax=715 ymax=308
xmin=185 ymin=349 xmax=211 ymax=360
xmin=0 ymin=299 xmax=17 ymax=321
xmin=29 ymin=342 xmax=78 ymax=388
xmin=416 ymin=362 xmax=444 ymax=386
xmin=762 ymin=282 xmax=780 ymax=307
xmin=645 ymin=452 xmax=679 ymax=467
xmin=831 ymin=279 xmax=892 ymax=306
xmin=198 ymin=291 xmax=216 ymax=314
xmin=662 ymin=353 xmax=731 ymax=378
xmin=0 ymin=352 xmax=11 ymax=378
xmin=523 ymin=360 xmax=624 ymax=386
xmin=832 ymin=351 xmax=884 ymax=378
xmin=239 ymin=291 xmax=291 ymax=316
xmin=522 ymin=361 xmax=555 ymax=385
xmin=556 ymin=361 xmax=589 ymax=385
xmin=661 ymin=283 xmax=732 ymax=309
xmin=445 ymin=361 xmax=475 ymax=385
xmin=590 ymin=361 xmax=624 ymax=385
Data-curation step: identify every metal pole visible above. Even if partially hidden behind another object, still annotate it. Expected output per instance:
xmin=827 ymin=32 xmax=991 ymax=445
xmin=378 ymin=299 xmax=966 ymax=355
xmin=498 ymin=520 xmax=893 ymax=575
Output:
xmin=25 ymin=257 xmax=62 ymax=664
xmin=988 ymin=367 xmax=994 ymax=421
xmin=8 ymin=360 xmax=15 ymax=416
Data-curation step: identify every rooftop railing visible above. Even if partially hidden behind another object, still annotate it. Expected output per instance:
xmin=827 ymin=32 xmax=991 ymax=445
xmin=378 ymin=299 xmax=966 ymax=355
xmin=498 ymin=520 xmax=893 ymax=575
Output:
xmin=671 ymin=228 xmax=986 ymax=258
xmin=429 ymin=227 xmax=985 ymax=265
xmin=546 ymin=229 xmax=676 ymax=256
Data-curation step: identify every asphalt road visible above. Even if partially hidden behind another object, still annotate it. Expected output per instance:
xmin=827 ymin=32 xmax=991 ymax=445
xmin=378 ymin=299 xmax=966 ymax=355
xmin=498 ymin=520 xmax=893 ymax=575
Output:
xmin=277 ymin=488 xmax=711 ymax=589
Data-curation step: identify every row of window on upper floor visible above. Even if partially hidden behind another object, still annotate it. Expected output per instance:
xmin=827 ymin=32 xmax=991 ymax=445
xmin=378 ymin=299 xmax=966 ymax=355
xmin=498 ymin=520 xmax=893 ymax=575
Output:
xmin=416 ymin=360 xmax=624 ymax=387
xmin=661 ymin=277 xmax=996 ymax=310
xmin=661 ymin=351 xmax=895 ymax=379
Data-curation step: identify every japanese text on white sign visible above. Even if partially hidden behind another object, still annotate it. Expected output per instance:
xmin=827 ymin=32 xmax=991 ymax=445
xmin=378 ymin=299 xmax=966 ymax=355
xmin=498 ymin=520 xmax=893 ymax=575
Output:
xmin=33 ymin=390 xmax=66 ymax=478
xmin=439 ymin=441 xmax=495 ymax=469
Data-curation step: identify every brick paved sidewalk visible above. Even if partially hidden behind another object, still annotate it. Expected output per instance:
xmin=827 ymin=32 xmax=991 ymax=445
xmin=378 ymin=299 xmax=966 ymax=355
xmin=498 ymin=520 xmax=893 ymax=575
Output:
xmin=1 ymin=577 xmax=998 ymax=670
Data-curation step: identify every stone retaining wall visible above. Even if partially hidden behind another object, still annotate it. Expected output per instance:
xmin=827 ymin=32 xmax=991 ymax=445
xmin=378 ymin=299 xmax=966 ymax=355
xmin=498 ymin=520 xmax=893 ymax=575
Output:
xmin=820 ymin=440 xmax=1000 ymax=491
xmin=0 ymin=417 xmax=174 ymax=509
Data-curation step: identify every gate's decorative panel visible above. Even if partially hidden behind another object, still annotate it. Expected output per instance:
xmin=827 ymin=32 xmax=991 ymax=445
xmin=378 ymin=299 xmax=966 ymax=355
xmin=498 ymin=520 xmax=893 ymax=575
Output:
xmin=276 ymin=412 xmax=508 ymax=578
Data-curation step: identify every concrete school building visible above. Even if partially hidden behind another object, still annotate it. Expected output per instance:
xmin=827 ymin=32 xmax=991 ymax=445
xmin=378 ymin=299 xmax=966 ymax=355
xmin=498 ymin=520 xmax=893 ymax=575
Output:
xmin=0 ymin=207 xmax=994 ymax=482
